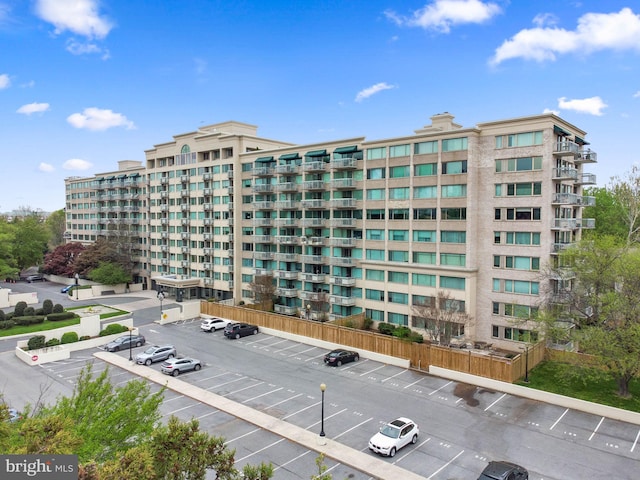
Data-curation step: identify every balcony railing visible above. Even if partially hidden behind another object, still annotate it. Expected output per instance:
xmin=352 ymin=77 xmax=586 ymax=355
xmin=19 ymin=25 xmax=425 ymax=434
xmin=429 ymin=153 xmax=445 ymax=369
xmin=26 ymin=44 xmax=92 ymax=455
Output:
xmin=275 ymin=304 xmax=298 ymax=316
xmin=578 ymin=218 xmax=596 ymax=229
xmin=253 ymin=218 xmax=273 ymax=226
xmin=552 ymin=167 xmax=578 ymax=181
xmin=553 ymin=141 xmax=580 ymax=156
xmin=301 ymin=218 xmax=325 ymax=227
xmin=253 ymin=252 xmax=274 ymax=260
xmin=301 ymin=254 xmax=324 ymax=264
xmin=253 ymin=235 xmax=272 ymax=243
xmin=330 ymin=218 xmax=356 ymax=227
xmin=329 ymin=237 xmax=356 ymax=247
xmin=330 ymin=257 xmax=356 ymax=266
xmin=576 ymin=150 xmax=597 ymax=163
xmin=552 ymin=218 xmax=577 ymax=230
xmin=300 ymin=199 xmax=325 ymax=209
xmin=252 ymin=167 xmax=273 ymax=176
xmin=300 ymin=291 xmax=325 ymax=301
xmin=577 ymin=173 xmax=597 ymax=185
xmin=254 ymin=201 xmax=273 ymax=210
xmin=300 ymin=273 xmax=325 ymax=283
xmin=330 ymin=198 xmax=357 ymax=208
xmin=276 ymin=182 xmax=298 ymax=192
xmin=302 ymin=161 xmax=325 ymax=172
xmin=329 ymin=295 xmax=356 ymax=306
xmin=275 ymin=164 xmax=298 ymax=174
xmin=303 ymin=180 xmax=325 ymax=190
xmin=331 ymin=157 xmax=357 ymax=169
xmin=274 ymin=218 xmax=298 ymax=226
xmin=253 ymin=184 xmax=273 ymax=193
xmin=274 ymin=252 xmax=298 ymax=262
xmin=276 ymin=235 xmax=298 ymax=244
xmin=275 ymin=200 xmax=297 ymax=209
xmin=276 ymin=287 xmax=298 ymax=297
xmin=275 ymin=270 xmax=299 ymax=280
xmin=331 ymin=178 xmax=355 ymax=189
xmin=330 ymin=276 xmax=356 ymax=286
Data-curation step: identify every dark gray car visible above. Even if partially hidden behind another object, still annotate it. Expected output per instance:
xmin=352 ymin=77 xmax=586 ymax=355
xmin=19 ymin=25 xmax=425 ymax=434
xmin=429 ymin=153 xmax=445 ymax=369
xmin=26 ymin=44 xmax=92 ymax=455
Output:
xmin=478 ymin=461 xmax=528 ymax=480
xmin=103 ymin=334 xmax=146 ymax=352
xmin=135 ymin=344 xmax=176 ymax=366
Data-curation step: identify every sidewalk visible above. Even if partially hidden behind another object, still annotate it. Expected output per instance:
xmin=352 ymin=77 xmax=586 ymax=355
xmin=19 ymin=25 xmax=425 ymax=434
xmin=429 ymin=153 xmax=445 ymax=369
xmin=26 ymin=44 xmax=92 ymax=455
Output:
xmin=95 ymin=351 xmax=426 ymax=480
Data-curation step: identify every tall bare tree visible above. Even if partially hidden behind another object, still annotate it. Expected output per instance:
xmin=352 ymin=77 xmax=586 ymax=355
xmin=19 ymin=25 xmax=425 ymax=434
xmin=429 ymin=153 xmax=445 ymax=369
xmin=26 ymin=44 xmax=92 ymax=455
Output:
xmin=609 ymin=165 xmax=640 ymax=245
xmin=249 ymin=273 xmax=276 ymax=310
xmin=412 ymin=291 xmax=471 ymax=345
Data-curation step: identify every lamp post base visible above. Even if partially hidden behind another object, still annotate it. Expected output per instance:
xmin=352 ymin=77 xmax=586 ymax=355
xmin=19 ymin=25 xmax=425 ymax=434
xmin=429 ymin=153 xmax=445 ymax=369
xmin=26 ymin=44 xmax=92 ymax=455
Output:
xmin=317 ymin=434 xmax=327 ymax=446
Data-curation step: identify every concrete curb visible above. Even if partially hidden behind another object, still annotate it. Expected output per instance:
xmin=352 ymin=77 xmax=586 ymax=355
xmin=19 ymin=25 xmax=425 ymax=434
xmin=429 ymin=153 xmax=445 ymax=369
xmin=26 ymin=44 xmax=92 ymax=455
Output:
xmin=95 ymin=351 xmax=425 ymax=480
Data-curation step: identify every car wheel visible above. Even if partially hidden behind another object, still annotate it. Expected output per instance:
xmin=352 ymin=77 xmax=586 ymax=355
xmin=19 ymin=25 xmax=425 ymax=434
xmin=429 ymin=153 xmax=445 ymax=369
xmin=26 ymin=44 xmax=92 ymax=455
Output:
xmin=235 ymin=333 xmax=240 ymax=339
xmin=194 ymin=364 xmax=201 ymax=371
xmin=168 ymin=353 xmax=175 ymax=358
xmin=114 ymin=346 xmax=120 ymax=352
xmin=389 ymin=447 xmax=396 ymax=457
xmin=136 ymin=341 xmax=142 ymax=347
xmin=253 ymin=329 xmax=258 ymax=335
xmin=336 ymin=360 xmax=342 ymax=367
xmin=145 ymin=359 xmax=152 ymax=366
xmin=412 ymin=434 xmax=418 ymax=444
xmin=172 ymin=369 xmax=180 ymax=376
xmin=354 ymin=354 xmax=359 ymax=361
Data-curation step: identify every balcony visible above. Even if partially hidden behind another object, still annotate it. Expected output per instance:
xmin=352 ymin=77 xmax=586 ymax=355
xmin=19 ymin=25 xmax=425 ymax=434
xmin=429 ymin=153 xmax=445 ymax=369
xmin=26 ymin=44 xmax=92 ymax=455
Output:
xmin=253 ymin=184 xmax=274 ymax=193
xmin=330 ymin=257 xmax=355 ymax=266
xmin=253 ymin=251 xmax=274 ymax=260
xmin=329 ymin=295 xmax=356 ymax=306
xmin=275 ymin=200 xmax=297 ymax=209
xmin=300 ymin=199 xmax=325 ymax=209
xmin=303 ymin=180 xmax=325 ymax=190
xmin=181 ymin=232 xmax=190 ymax=240
xmin=578 ymin=218 xmax=596 ymax=229
xmin=274 ymin=218 xmax=298 ymax=227
xmin=329 ymin=237 xmax=356 ymax=247
xmin=552 ymin=218 xmax=577 ymax=230
xmin=204 ymin=233 xmax=212 ymax=240
xmin=203 ymin=173 xmax=212 ymax=181
xmin=253 ymin=235 xmax=272 ymax=243
xmin=161 ymin=218 xmax=169 ymax=225
xmin=330 ymin=218 xmax=356 ymax=228
xmin=300 ymin=291 xmax=325 ymax=302
xmin=552 ymin=242 xmax=574 ymax=253
xmin=160 ymin=191 xmax=169 ymax=198
xmin=253 ymin=218 xmax=273 ymax=227
xmin=552 ymin=167 xmax=578 ymax=181
xmin=331 ymin=157 xmax=357 ymax=169
xmin=301 ymin=254 xmax=324 ymax=264
xmin=252 ymin=268 xmax=271 ymax=277
xmin=301 ymin=218 xmax=325 ymax=227
xmin=553 ymin=141 xmax=580 ymax=157
xmin=275 ymin=270 xmax=299 ymax=280
xmin=275 ymin=304 xmax=299 ymax=316
xmin=576 ymin=150 xmax=597 ymax=164
xmin=203 ymin=263 xmax=212 ymax=270
xmin=180 ymin=189 xmax=190 ymax=197
xmin=203 ymin=188 xmax=213 ymax=195
xmin=252 ymin=166 xmax=273 ymax=176
xmin=160 ymin=177 xmax=169 ymax=184
xmin=330 ymin=276 xmax=356 ymax=286
xmin=331 ymin=178 xmax=355 ymax=189
xmin=276 ymin=287 xmax=298 ymax=298
xmin=180 ymin=175 xmax=190 ymax=183
xmin=302 ymin=161 xmax=325 ymax=172
xmin=181 ymin=218 xmax=190 ymax=226
xmin=552 ymin=193 xmax=579 ymax=205
xmin=307 ymin=236 xmax=324 ymax=246
xmin=182 ymin=246 xmax=190 ymax=254
xmin=204 ymin=218 xmax=213 ymax=225
xmin=578 ymin=195 xmax=596 ymax=207
xmin=330 ymin=198 xmax=356 ymax=208
xmin=276 ymin=182 xmax=298 ymax=192
xmin=204 ymin=278 xmax=213 ymax=285
xmin=276 ymin=235 xmax=298 ymax=245
xmin=160 ymin=245 xmax=169 ymax=252
xmin=274 ymin=252 xmax=299 ymax=262
xmin=577 ymin=173 xmax=597 ymax=185
xmin=204 ymin=247 xmax=214 ymax=255
xmin=300 ymin=273 xmax=325 ymax=283
xmin=254 ymin=201 xmax=273 ymax=210
xmin=227 ymin=170 xmax=234 ymax=178
xmin=227 ymin=248 xmax=234 ymax=256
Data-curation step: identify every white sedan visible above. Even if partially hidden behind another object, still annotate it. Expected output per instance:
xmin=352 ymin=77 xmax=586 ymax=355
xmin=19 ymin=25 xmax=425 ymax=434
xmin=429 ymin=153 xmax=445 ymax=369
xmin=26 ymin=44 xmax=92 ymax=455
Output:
xmin=368 ymin=417 xmax=419 ymax=457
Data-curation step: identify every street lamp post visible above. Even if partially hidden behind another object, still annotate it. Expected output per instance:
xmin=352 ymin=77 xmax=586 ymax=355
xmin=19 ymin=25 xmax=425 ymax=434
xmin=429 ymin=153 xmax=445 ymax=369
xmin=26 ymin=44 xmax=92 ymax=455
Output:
xmin=524 ymin=344 xmax=530 ymax=383
xmin=319 ymin=383 xmax=326 ymax=442
xmin=306 ymin=304 xmax=311 ymax=320
xmin=157 ymin=290 xmax=165 ymax=317
xmin=128 ymin=323 xmax=133 ymax=362
xmin=74 ymin=273 xmax=79 ymax=300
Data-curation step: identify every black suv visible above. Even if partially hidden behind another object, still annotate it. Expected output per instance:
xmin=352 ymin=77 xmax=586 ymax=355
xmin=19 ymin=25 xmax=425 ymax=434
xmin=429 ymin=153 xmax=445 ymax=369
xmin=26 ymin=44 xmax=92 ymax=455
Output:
xmin=478 ymin=461 xmax=528 ymax=480
xmin=224 ymin=322 xmax=259 ymax=339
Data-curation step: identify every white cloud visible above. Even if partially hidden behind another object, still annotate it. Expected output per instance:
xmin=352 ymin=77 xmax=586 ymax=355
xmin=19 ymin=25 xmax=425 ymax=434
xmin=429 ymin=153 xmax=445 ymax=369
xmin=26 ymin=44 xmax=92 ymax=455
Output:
xmin=0 ymin=73 xmax=10 ymax=89
xmin=67 ymin=107 xmax=135 ymax=131
xmin=386 ymin=0 xmax=501 ymax=33
xmin=492 ymin=8 xmax=640 ymax=65
xmin=543 ymin=107 xmax=560 ymax=115
xmin=558 ymin=96 xmax=607 ymax=116
xmin=633 ymin=91 xmax=640 ymax=98
xmin=35 ymin=0 xmax=113 ymax=39
xmin=532 ymin=13 xmax=558 ymax=28
xmin=355 ymin=82 xmax=396 ymax=102
xmin=62 ymin=158 xmax=93 ymax=170
xmin=66 ymin=39 xmax=109 ymax=59
xmin=17 ymin=102 xmax=50 ymax=115
xmin=38 ymin=163 xmax=55 ymax=173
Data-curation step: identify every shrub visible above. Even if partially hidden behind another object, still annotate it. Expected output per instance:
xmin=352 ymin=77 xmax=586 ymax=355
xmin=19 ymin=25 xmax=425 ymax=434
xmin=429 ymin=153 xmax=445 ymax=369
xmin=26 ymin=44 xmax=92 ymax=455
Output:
xmin=100 ymin=324 xmax=127 ymax=336
xmin=27 ymin=335 xmax=46 ymax=350
xmin=14 ymin=316 xmax=45 ymax=326
xmin=52 ymin=304 xmax=64 ymax=314
xmin=0 ymin=310 xmax=5 ymax=321
xmin=24 ymin=307 xmax=35 ymax=316
xmin=0 ymin=320 xmax=15 ymax=330
xmin=5 ymin=312 xmax=13 ymax=321
xmin=14 ymin=301 xmax=27 ymax=317
xmin=79 ymin=335 xmax=91 ymax=341
xmin=409 ymin=332 xmax=424 ymax=344
xmin=47 ymin=312 xmax=77 ymax=322
xmin=378 ymin=323 xmax=396 ymax=336
xmin=35 ymin=308 xmax=45 ymax=315
xmin=392 ymin=326 xmax=413 ymax=339
xmin=343 ymin=319 xmax=356 ymax=329
xmin=45 ymin=338 xmax=61 ymax=347
xmin=362 ymin=317 xmax=373 ymax=331
xmin=61 ymin=332 xmax=79 ymax=344
xmin=42 ymin=299 xmax=54 ymax=315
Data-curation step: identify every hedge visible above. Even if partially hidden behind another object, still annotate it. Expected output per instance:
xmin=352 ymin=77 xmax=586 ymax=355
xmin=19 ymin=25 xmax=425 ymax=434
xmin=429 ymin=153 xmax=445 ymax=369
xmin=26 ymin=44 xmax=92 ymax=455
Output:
xmin=61 ymin=332 xmax=79 ymax=344
xmin=14 ymin=316 xmax=45 ymax=326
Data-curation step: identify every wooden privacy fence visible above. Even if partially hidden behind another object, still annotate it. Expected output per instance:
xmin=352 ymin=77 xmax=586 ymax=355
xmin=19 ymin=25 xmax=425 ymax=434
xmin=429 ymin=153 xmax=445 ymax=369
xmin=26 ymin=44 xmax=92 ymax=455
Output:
xmin=201 ymin=302 xmax=545 ymax=383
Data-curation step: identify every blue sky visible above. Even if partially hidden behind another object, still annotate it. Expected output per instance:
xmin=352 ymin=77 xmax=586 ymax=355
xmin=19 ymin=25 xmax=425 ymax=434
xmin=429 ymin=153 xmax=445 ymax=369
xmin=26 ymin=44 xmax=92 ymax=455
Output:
xmin=1 ymin=0 xmax=640 ymax=213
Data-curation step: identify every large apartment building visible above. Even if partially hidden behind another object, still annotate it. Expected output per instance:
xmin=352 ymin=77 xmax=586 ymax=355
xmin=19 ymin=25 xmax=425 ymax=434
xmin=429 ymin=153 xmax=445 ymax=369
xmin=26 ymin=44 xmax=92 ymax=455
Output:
xmin=64 ymin=112 xmax=597 ymax=348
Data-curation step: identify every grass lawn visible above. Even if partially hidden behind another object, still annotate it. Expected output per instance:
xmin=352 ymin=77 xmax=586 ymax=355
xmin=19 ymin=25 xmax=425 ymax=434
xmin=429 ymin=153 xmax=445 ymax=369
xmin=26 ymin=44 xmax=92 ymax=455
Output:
xmin=515 ymin=360 xmax=640 ymax=413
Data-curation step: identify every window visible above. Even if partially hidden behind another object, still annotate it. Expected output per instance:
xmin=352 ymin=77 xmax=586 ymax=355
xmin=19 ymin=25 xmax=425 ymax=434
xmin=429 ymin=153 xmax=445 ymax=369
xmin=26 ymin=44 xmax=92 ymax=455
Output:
xmin=367 ymin=168 xmax=386 ymax=180
xmin=366 ymin=229 xmax=384 ymax=240
xmin=413 ymin=230 xmax=436 ymax=242
xmin=412 ymin=273 xmax=436 ymax=287
xmin=414 ymin=208 xmax=437 ymax=220
xmin=441 ymin=208 xmax=466 ymax=220
xmin=414 ymin=186 xmax=437 ymax=199
xmin=366 ymin=188 xmax=385 ymax=200
xmin=503 ymin=304 xmax=538 ymax=319
xmin=366 ymin=309 xmax=385 ymax=321
xmin=366 ymin=209 xmax=385 ymax=220
xmin=366 ymin=289 xmax=385 ymax=301
xmin=414 ymin=163 xmax=437 ymax=176
xmin=441 ymin=184 xmax=467 ymax=198
xmin=442 ymin=137 xmax=468 ymax=152
xmin=388 ymin=291 xmax=408 ymax=304
xmin=506 ymin=182 xmax=542 ymax=196
xmin=440 ymin=276 xmax=465 ymax=290
xmin=389 ymin=165 xmax=410 ymax=178
xmin=504 ymin=208 xmax=541 ymax=221
xmin=441 ymin=231 xmax=466 ymax=243
xmin=366 ymin=269 xmax=385 ymax=281
xmin=495 ymin=131 xmax=543 ymax=148
xmin=413 ymin=251 xmax=436 ymax=264
xmin=388 ymin=271 xmax=409 ymax=284
xmin=495 ymin=156 xmax=543 ymax=172
xmin=389 ymin=250 xmax=409 ymax=262
xmin=366 ymin=249 xmax=385 ymax=261
xmin=503 ymin=256 xmax=540 ymax=271
xmin=389 ymin=209 xmax=410 ymax=220
xmin=366 ymin=147 xmax=386 ymax=160
xmin=389 ymin=145 xmax=410 ymax=158
xmin=442 ymin=160 xmax=467 ymax=174
xmin=414 ymin=141 xmax=438 ymax=155
xmin=389 ymin=187 xmax=410 ymax=200
xmin=505 ymin=232 xmax=541 ymax=245
xmin=389 ymin=230 xmax=409 ymax=241
xmin=388 ymin=312 xmax=408 ymax=326
xmin=440 ymin=253 xmax=466 ymax=267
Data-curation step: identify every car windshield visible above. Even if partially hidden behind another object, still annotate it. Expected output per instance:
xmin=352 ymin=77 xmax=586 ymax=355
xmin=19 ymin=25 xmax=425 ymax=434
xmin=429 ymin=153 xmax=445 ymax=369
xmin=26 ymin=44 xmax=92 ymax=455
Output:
xmin=143 ymin=347 xmax=156 ymax=354
xmin=380 ymin=424 xmax=401 ymax=439
xmin=113 ymin=337 xmax=126 ymax=344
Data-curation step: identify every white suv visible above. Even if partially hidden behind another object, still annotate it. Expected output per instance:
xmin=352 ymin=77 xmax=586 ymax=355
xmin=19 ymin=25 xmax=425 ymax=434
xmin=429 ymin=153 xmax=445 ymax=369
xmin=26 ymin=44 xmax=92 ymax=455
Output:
xmin=200 ymin=317 xmax=231 ymax=332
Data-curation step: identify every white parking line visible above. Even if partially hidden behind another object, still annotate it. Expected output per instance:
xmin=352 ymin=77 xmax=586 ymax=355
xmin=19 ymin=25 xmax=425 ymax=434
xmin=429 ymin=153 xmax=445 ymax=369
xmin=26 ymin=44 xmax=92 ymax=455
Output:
xmin=163 ymin=403 xmax=198 ymax=416
xmin=306 ymin=408 xmax=348 ymax=430
xmin=192 ymin=371 xmax=230 ymax=383
xmin=403 ymin=378 xmax=423 ymax=389
xmin=393 ymin=437 xmax=431 ymax=464
xmin=380 ymin=369 xmax=409 ymax=383
xmin=428 ymin=381 xmax=452 ymax=396
xmin=427 ymin=449 xmax=464 ymax=479
xmin=589 ymin=417 xmax=604 ymax=441
xmin=222 ymin=381 xmax=265 ymax=397
xmin=484 ymin=393 xmax=506 ymax=412
xmin=259 ymin=339 xmax=289 ymax=350
xmin=273 ymin=450 xmax=312 ymax=472
xmin=631 ymin=429 xmax=640 ymax=452
xmin=332 ymin=417 xmax=374 ymax=440
xmin=273 ymin=343 xmax=301 ymax=354
xmin=549 ymin=408 xmax=569 ymax=430
xmin=282 ymin=401 xmax=321 ymax=420
xmin=265 ymin=393 xmax=304 ymax=410
xmin=206 ymin=376 xmax=247 ymax=391
xmin=226 ymin=428 xmax=260 ymax=444
xmin=359 ymin=365 xmax=386 ymax=377
xmin=293 ymin=346 xmax=318 ymax=358
xmin=235 ymin=438 xmax=286 ymax=462
xmin=242 ymin=387 xmax=284 ymax=404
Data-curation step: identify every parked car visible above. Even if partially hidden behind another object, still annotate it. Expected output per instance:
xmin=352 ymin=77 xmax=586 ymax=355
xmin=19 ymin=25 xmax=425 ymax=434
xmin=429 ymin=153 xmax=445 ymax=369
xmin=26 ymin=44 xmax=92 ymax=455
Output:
xmin=324 ymin=349 xmax=359 ymax=367
xmin=368 ymin=417 xmax=419 ymax=457
xmin=160 ymin=357 xmax=201 ymax=376
xmin=26 ymin=274 xmax=44 ymax=283
xmin=201 ymin=317 xmax=231 ymax=332
xmin=477 ymin=461 xmax=528 ymax=480
xmin=8 ymin=408 xmax=22 ymax=422
xmin=135 ymin=344 xmax=176 ymax=366
xmin=61 ymin=285 xmax=74 ymax=293
xmin=224 ymin=322 xmax=259 ymax=339
xmin=103 ymin=334 xmax=146 ymax=352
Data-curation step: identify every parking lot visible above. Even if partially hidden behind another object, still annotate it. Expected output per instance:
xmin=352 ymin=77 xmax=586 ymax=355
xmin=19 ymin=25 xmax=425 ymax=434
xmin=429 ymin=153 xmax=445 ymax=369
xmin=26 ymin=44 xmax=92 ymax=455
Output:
xmin=3 ymin=306 xmax=640 ymax=479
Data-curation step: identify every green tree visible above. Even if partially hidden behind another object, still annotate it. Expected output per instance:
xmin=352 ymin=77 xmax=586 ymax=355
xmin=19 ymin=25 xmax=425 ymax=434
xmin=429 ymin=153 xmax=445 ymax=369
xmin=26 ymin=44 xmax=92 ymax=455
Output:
xmin=0 ymin=217 xmax=19 ymax=279
xmin=45 ymin=209 xmax=67 ymax=249
xmin=41 ymin=364 xmax=165 ymax=462
xmin=582 ymin=187 xmax=627 ymax=241
xmin=88 ymin=261 xmax=132 ymax=286
xmin=11 ymin=214 xmax=49 ymax=271
xmin=9 ymin=414 xmax=82 ymax=455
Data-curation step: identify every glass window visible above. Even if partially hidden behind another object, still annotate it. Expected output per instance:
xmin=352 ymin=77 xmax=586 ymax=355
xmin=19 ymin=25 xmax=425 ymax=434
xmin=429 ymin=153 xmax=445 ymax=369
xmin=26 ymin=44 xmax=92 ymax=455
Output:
xmin=389 ymin=250 xmax=409 ymax=262
xmin=389 ymin=145 xmax=410 ymax=158
xmin=388 ymin=271 xmax=409 ymax=284
xmin=366 ymin=188 xmax=385 ymax=200
xmin=389 ymin=165 xmax=410 ymax=178
xmin=412 ymin=273 xmax=436 ymax=286
xmin=366 ymin=309 xmax=385 ymax=321
xmin=366 ymin=209 xmax=385 ymax=220
xmin=414 ymin=186 xmax=437 ymax=199
xmin=388 ymin=291 xmax=408 ymax=304
xmin=441 ymin=208 xmax=466 ymax=220
xmin=442 ymin=160 xmax=467 ymax=174
xmin=366 ymin=249 xmax=385 ymax=261
xmin=366 ymin=229 xmax=384 ymax=240
xmin=440 ymin=253 xmax=466 ymax=267
xmin=389 ymin=209 xmax=410 ymax=220
xmin=442 ymin=137 xmax=468 ymax=152
xmin=413 ymin=251 xmax=436 ymax=264
xmin=414 ymin=163 xmax=437 ymax=176
xmin=388 ymin=312 xmax=408 ymax=325
xmin=366 ymin=147 xmax=386 ymax=160
xmin=441 ymin=184 xmax=467 ymax=198
xmin=441 ymin=231 xmax=466 ymax=243
xmin=389 ymin=187 xmax=410 ymax=200
xmin=440 ymin=276 xmax=465 ymax=290
xmin=367 ymin=168 xmax=386 ymax=180
xmin=413 ymin=230 xmax=436 ymax=242
xmin=389 ymin=230 xmax=409 ymax=241
xmin=414 ymin=141 xmax=438 ymax=155
xmin=366 ymin=289 xmax=385 ymax=301
xmin=366 ymin=269 xmax=385 ymax=281
xmin=414 ymin=208 xmax=437 ymax=220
